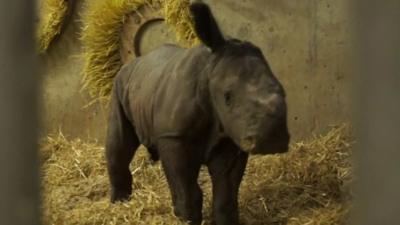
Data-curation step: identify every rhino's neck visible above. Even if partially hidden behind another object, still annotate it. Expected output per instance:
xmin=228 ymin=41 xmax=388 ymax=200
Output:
xmin=195 ymin=50 xmax=214 ymax=113
xmin=195 ymin=51 xmax=224 ymax=134
xmin=195 ymin=63 xmax=221 ymax=161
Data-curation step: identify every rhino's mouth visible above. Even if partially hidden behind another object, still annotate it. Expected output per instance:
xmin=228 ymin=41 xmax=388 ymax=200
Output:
xmin=240 ymin=137 xmax=257 ymax=152
xmin=240 ymin=136 xmax=290 ymax=154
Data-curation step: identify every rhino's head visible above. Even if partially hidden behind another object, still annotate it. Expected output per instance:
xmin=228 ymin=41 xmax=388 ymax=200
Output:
xmin=190 ymin=1 xmax=290 ymax=154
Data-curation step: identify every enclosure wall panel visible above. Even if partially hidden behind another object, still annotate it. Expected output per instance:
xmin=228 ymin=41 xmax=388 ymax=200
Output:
xmin=41 ymin=0 xmax=108 ymax=140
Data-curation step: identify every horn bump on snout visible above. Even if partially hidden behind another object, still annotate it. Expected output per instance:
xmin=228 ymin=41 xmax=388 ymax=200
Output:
xmin=267 ymin=93 xmax=286 ymax=115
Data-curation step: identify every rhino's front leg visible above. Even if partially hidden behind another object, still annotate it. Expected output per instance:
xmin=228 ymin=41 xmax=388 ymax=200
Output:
xmin=105 ymin=91 xmax=140 ymax=203
xmin=158 ymin=139 xmax=203 ymax=225
xmin=207 ymin=138 xmax=248 ymax=225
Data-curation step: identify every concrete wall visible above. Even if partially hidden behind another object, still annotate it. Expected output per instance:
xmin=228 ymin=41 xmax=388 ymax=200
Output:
xmin=41 ymin=1 xmax=108 ymax=140
xmin=41 ymin=0 xmax=351 ymax=141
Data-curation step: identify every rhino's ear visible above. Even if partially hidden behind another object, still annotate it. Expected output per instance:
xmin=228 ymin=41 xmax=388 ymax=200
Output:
xmin=189 ymin=1 xmax=225 ymax=52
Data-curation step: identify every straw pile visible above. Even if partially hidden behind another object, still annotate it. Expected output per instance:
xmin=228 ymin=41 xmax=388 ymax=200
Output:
xmin=41 ymin=125 xmax=353 ymax=225
xmin=36 ymin=0 xmax=69 ymax=53
xmin=81 ymin=0 xmax=198 ymax=101
xmin=164 ymin=0 xmax=199 ymax=47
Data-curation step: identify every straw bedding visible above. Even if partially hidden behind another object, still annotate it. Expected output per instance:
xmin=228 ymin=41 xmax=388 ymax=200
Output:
xmin=41 ymin=125 xmax=353 ymax=225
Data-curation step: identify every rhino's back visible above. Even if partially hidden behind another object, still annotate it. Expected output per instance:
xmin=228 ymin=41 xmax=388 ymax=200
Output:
xmin=121 ymin=44 xmax=212 ymax=147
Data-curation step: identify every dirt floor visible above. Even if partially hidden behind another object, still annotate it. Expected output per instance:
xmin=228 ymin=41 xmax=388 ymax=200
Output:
xmin=41 ymin=125 xmax=353 ymax=225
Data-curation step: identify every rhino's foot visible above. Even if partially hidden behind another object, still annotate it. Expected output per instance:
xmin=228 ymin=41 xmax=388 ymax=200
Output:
xmin=110 ymin=187 xmax=132 ymax=203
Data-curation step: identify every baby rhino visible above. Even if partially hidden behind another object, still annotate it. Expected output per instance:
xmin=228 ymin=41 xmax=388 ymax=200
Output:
xmin=105 ymin=1 xmax=290 ymax=225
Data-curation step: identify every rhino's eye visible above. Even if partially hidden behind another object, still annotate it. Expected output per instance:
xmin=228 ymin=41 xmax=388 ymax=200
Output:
xmin=224 ymin=91 xmax=233 ymax=106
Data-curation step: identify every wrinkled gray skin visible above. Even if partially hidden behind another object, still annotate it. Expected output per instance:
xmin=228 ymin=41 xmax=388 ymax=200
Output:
xmin=106 ymin=2 xmax=290 ymax=225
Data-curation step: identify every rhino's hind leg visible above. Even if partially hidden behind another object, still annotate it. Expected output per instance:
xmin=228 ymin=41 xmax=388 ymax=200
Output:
xmin=158 ymin=139 xmax=203 ymax=225
xmin=207 ymin=138 xmax=248 ymax=225
xmin=105 ymin=91 xmax=140 ymax=203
